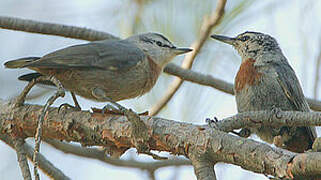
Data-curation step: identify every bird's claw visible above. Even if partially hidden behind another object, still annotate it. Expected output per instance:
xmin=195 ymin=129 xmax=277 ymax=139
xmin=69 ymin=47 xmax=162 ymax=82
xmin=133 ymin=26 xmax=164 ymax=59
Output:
xmin=101 ymin=104 xmax=124 ymax=115
xmin=231 ymin=128 xmax=251 ymax=138
xmin=58 ymin=103 xmax=81 ymax=113
xmin=138 ymin=111 xmax=149 ymax=116
xmin=206 ymin=117 xmax=219 ymax=129
xmin=96 ymin=106 xmax=148 ymax=116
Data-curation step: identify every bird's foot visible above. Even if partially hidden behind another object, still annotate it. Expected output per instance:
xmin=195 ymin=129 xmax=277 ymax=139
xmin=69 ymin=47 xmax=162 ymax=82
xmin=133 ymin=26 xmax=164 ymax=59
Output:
xmin=58 ymin=92 xmax=82 ymax=113
xmin=13 ymin=76 xmax=43 ymax=107
xmin=232 ymin=128 xmax=251 ymax=138
xmin=91 ymin=101 xmax=128 ymax=115
xmin=101 ymin=104 xmax=124 ymax=115
xmin=138 ymin=111 xmax=149 ymax=116
xmin=206 ymin=117 xmax=219 ymax=129
xmin=91 ymin=99 xmax=150 ymax=152
xmin=92 ymin=106 xmax=148 ymax=116
xmin=58 ymin=103 xmax=81 ymax=113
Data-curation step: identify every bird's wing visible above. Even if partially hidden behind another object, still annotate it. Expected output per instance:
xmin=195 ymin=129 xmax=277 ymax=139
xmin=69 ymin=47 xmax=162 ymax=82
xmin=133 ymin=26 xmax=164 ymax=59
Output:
xmin=273 ymin=61 xmax=317 ymax=140
xmin=25 ymin=40 xmax=145 ymax=71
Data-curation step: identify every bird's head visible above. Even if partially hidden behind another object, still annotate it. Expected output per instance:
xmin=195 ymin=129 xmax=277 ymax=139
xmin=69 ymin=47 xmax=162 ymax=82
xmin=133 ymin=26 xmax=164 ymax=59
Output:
xmin=211 ymin=31 xmax=282 ymax=61
xmin=126 ymin=33 xmax=192 ymax=67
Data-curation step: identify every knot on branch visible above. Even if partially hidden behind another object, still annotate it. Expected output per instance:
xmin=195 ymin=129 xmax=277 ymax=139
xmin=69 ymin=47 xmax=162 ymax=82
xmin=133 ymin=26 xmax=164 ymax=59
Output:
xmin=205 ymin=117 xmax=219 ymax=129
xmin=103 ymin=146 xmax=128 ymax=158
xmin=238 ymin=128 xmax=251 ymax=138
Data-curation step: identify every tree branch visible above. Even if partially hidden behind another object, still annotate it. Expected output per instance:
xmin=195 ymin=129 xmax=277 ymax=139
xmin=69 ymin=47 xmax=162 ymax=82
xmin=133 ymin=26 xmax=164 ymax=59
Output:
xmin=213 ymin=110 xmax=321 ymax=133
xmin=148 ymin=0 xmax=227 ymax=116
xmin=0 ymin=16 xmax=118 ymax=41
xmin=164 ymin=63 xmax=234 ymax=94
xmin=13 ymin=137 xmax=32 ymax=180
xmin=1 ymin=100 xmax=321 ymax=179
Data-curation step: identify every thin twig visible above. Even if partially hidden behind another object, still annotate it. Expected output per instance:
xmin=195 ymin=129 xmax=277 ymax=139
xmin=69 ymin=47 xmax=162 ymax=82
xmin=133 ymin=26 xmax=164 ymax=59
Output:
xmin=45 ymin=139 xmax=191 ymax=170
xmin=33 ymin=76 xmax=65 ymax=180
xmin=130 ymin=0 xmax=145 ymax=35
xmin=147 ymin=170 xmax=156 ymax=180
xmin=13 ymin=137 xmax=32 ymax=180
xmin=148 ymin=0 xmax=227 ymax=116
xmin=313 ymin=44 xmax=321 ymax=99
xmin=164 ymin=63 xmax=234 ymax=94
xmin=0 ymin=134 xmax=70 ymax=180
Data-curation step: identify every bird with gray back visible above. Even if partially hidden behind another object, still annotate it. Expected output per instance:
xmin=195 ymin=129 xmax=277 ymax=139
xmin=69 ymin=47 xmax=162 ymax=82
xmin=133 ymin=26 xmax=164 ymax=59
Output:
xmin=211 ymin=31 xmax=316 ymax=153
xmin=4 ymin=33 xmax=192 ymax=111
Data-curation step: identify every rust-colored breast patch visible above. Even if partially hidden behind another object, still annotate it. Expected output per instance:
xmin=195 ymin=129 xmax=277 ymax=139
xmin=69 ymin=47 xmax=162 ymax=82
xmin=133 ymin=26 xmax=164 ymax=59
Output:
xmin=235 ymin=58 xmax=262 ymax=93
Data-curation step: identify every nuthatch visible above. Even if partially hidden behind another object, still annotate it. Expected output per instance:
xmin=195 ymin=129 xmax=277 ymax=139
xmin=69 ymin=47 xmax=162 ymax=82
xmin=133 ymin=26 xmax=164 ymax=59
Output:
xmin=4 ymin=32 xmax=192 ymax=110
xmin=211 ymin=31 xmax=316 ymax=153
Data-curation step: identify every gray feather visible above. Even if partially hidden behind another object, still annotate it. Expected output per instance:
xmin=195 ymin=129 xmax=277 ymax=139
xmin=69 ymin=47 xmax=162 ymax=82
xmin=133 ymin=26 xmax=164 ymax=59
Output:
xmin=273 ymin=62 xmax=317 ymax=141
xmin=25 ymin=40 xmax=145 ymax=71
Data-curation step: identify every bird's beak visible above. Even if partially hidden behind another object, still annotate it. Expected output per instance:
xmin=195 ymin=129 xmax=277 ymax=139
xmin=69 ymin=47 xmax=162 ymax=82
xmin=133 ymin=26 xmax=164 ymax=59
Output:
xmin=173 ymin=47 xmax=193 ymax=55
xmin=210 ymin=34 xmax=236 ymax=45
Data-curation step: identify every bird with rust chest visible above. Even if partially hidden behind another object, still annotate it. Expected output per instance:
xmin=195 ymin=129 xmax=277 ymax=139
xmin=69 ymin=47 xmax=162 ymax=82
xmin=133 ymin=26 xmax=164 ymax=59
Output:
xmin=4 ymin=33 xmax=192 ymax=111
xmin=211 ymin=31 xmax=316 ymax=153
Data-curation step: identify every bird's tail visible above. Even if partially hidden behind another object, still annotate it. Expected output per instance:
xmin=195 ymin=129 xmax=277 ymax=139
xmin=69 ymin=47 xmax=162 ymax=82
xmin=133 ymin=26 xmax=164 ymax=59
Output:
xmin=18 ymin=72 xmax=43 ymax=81
xmin=18 ymin=72 xmax=55 ymax=87
xmin=4 ymin=57 xmax=40 ymax=68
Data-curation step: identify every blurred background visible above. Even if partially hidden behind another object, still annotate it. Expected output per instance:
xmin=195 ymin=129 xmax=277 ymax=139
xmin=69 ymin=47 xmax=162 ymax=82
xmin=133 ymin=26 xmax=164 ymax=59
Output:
xmin=1 ymin=0 xmax=321 ymax=179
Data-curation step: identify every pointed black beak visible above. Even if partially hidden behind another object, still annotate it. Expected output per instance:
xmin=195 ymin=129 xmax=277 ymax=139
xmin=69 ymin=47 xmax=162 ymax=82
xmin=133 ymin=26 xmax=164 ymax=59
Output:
xmin=173 ymin=47 xmax=193 ymax=55
xmin=210 ymin=34 xmax=236 ymax=45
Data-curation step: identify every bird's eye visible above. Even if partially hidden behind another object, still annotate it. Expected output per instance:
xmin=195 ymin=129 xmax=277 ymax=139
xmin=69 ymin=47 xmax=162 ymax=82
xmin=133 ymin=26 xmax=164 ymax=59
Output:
xmin=156 ymin=41 xmax=163 ymax=46
xmin=239 ymin=36 xmax=250 ymax=42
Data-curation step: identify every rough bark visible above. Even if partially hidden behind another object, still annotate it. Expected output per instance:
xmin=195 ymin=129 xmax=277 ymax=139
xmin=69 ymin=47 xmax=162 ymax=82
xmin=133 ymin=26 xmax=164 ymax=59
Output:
xmin=1 ymin=101 xmax=321 ymax=179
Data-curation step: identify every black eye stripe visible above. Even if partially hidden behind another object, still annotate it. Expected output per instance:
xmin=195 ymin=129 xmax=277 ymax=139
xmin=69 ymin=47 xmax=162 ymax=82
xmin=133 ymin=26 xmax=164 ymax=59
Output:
xmin=140 ymin=36 xmax=175 ymax=48
xmin=154 ymin=33 xmax=171 ymax=44
xmin=155 ymin=40 xmax=175 ymax=48
xmin=238 ymin=35 xmax=250 ymax=42
xmin=162 ymin=44 xmax=171 ymax=48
